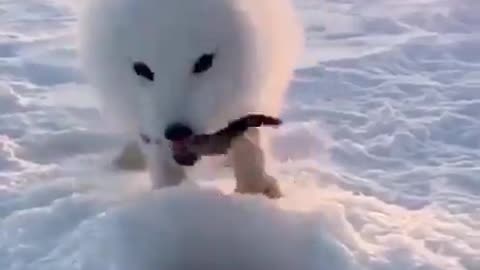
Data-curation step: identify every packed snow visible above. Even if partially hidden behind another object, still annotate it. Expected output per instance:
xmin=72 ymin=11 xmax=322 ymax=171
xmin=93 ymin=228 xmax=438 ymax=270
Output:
xmin=1 ymin=0 xmax=479 ymax=270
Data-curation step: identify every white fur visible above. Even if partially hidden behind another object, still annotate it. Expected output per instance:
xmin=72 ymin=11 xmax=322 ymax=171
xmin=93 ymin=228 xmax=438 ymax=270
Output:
xmin=78 ymin=0 xmax=304 ymax=191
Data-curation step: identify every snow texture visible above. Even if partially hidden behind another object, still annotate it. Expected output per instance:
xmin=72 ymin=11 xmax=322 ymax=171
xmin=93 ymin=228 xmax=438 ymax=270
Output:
xmin=1 ymin=0 xmax=479 ymax=270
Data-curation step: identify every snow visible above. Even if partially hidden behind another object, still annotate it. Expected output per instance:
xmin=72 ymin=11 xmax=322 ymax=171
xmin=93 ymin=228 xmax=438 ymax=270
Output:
xmin=1 ymin=0 xmax=479 ymax=270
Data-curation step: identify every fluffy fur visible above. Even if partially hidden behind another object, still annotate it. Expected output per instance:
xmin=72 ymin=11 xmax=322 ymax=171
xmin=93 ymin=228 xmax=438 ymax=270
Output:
xmin=78 ymin=0 xmax=303 ymax=194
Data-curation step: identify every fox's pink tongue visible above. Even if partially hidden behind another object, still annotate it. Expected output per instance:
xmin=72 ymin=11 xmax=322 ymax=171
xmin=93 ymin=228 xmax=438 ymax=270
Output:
xmin=172 ymin=140 xmax=185 ymax=151
xmin=171 ymin=139 xmax=190 ymax=153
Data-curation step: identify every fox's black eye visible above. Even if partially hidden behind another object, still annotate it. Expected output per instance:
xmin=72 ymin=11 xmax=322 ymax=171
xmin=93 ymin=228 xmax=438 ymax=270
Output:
xmin=133 ymin=62 xmax=155 ymax=81
xmin=193 ymin=53 xmax=215 ymax=74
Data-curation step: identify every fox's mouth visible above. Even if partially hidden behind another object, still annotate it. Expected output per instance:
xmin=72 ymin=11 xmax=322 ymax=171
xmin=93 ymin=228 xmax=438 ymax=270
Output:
xmin=162 ymin=123 xmax=199 ymax=166
xmin=170 ymin=139 xmax=199 ymax=166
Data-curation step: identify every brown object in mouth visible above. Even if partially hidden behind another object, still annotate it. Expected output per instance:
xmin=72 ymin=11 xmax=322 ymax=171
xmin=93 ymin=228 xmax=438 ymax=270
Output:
xmin=189 ymin=114 xmax=282 ymax=156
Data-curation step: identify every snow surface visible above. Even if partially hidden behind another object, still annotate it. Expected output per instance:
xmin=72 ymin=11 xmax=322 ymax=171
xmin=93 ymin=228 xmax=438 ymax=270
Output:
xmin=1 ymin=0 xmax=479 ymax=269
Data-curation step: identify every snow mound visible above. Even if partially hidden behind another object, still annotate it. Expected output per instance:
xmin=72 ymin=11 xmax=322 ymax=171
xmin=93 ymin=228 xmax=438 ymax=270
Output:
xmin=22 ymin=183 xmax=354 ymax=270
xmin=3 ymin=179 xmax=475 ymax=270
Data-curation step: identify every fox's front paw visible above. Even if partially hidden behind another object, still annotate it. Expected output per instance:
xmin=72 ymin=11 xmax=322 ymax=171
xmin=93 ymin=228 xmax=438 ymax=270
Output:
xmin=235 ymin=175 xmax=282 ymax=199
xmin=114 ymin=142 xmax=147 ymax=171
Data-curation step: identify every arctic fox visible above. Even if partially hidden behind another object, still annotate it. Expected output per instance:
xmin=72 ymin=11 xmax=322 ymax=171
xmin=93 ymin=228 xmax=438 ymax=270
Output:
xmin=78 ymin=0 xmax=304 ymax=198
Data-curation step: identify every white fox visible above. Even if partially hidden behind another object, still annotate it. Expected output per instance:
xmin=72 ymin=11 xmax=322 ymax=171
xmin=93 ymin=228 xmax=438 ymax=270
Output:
xmin=78 ymin=0 xmax=303 ymax=198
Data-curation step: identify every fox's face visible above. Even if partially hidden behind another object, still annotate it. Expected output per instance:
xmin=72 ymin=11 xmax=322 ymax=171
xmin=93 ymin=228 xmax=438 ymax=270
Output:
xmin=80 ymin=0 xmax=303 ymax=144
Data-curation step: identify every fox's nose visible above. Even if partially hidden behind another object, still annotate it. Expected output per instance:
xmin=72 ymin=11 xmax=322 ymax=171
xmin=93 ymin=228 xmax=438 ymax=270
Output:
xmin=164 ymin=123 xmax=193 ymax=141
